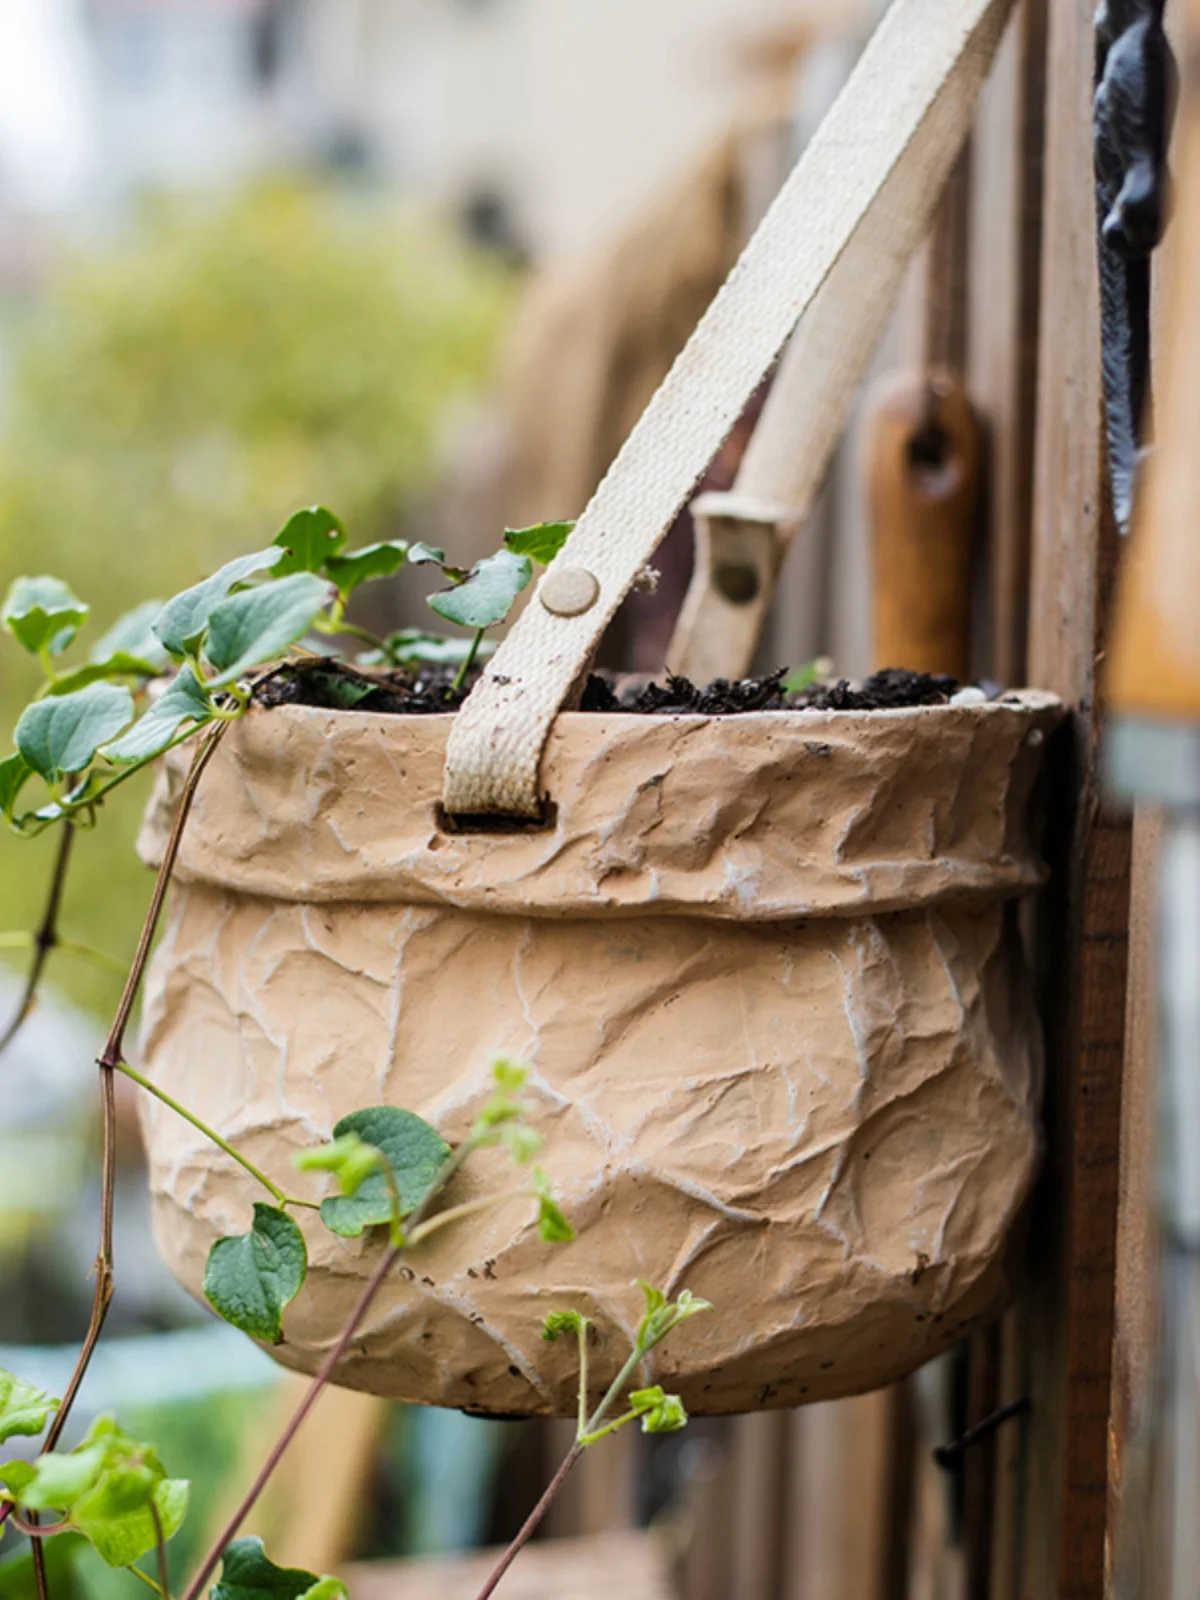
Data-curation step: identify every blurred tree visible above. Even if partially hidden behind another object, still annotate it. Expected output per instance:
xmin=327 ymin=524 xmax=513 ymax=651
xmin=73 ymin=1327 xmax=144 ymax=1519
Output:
xmin=0 ymin=181 xmax=513 ymax=1021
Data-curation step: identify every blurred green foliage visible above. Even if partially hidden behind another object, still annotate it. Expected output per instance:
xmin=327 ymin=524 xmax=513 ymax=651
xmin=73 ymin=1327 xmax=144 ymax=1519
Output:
xmin=0 ymin=1388 xmax=280 ymax=1600
xmin=0 ymin=183 xmax=513 ymax=1021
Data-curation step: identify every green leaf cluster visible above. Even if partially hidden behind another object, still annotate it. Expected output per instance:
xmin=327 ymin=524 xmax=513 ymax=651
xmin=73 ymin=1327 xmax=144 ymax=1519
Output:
xmin=628 ymin=1386 xmax=689 ymax=1435
xmin=409 ymin=521 xmax=575 ymax=688
xmin=542 ymin=1310 xmax=588 ymax=1344
xmin=634 ymin=1282 xmax=713 ymax=1355
xmin=0 ymin=1414 xmax=188 ymax=1568
xmin=0 ymin=505 xmax=575 ymax=833
xmin=545 ymin=1281 xmax=712 ymax=1450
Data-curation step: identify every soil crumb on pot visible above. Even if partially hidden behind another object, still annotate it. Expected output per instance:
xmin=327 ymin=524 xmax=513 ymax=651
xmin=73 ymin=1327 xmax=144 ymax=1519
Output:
xmin=254 ymin=661 xmax=978 ymax=717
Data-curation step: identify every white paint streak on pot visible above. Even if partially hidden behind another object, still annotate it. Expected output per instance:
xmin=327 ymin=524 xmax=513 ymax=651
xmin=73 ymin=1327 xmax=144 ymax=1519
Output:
xmin=137 ymin=692 xmax=1061 ymax=1415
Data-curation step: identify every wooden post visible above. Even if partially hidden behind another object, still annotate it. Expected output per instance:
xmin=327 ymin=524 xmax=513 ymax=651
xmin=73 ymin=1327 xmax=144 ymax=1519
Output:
xmin=967 ymin=0 xmax=1047 ymax=688
xmin=1012 ymin=0 xmax=1133 ymax=1594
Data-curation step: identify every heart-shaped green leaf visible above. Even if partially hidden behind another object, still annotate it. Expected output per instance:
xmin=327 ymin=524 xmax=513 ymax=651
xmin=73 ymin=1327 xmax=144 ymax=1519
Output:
xmin=428 ymin=549 xmax=531 ymax=631
xmin=101 ymin=666 xmax=213 ymax=765
xmin=272 ymin=507 xmax=347 ymax=576
xmin=153 ymin=549 xmax=284 ymax=659
xmin=90 ymin=601 xmax=171 ymax=670
xmin=210 ymin=1537 xmax=347 ymax=1600
xmin=0 ymin=755 xmax=31 ymax=823
xmin=204 ymin=573 xmax=334 ymax=689
xmin=503 ymin=521 xmax=575 ymax=565
xmin=47 ymin=653 xmax=165 ymax=697
xmin=0 ymin=1368 xmax=59 ymax=1445
xmin=322 ymin=541 xmax=408 ymax=596
xmin=2 ymin=577 xmax=89 ymax=658
xmin=204 ymin=1204 xmax=307 ymax=1344
xmin=16 ymin=682 xmax=134 ymax=783
xmin=318 ymin=1107 xmax=449 ymax=1238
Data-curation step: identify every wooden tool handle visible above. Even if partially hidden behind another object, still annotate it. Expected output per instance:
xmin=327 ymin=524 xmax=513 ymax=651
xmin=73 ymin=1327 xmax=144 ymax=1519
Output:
xmin=866 ymin=368 xmax=983 ymax=681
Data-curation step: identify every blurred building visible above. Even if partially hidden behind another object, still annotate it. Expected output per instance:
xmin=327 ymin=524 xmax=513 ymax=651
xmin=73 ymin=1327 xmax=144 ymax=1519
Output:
xmin=0 ymin=0 xmax=850 ymax=263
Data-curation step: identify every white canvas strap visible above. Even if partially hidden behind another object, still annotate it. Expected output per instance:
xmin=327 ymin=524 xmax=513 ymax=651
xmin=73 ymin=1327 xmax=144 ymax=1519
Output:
xmin=443 ymin=0 xmax=1015 ymax=817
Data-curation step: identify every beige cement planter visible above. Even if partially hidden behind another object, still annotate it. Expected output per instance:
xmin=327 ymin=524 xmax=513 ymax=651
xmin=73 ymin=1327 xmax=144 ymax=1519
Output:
xmin=136 ymin=689 xmax=1061 ymax=1415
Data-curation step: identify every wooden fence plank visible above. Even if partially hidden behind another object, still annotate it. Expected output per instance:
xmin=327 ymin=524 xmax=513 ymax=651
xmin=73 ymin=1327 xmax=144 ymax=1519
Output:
xmin=1015 ymin=3 xmax=1133 ymax=1593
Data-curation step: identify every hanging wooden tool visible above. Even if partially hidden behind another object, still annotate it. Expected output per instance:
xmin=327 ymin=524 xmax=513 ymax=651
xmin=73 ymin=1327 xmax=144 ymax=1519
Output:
xmin=865 ymin=368 xmax=982 ymax=678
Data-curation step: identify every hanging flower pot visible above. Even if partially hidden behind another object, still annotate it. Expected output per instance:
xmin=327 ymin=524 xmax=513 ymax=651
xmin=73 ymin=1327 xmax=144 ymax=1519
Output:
xmin=132 ymin=0 xmax=1055 ymax=1416
xmin=136 ymin=685 xmax=1060 ymax=1415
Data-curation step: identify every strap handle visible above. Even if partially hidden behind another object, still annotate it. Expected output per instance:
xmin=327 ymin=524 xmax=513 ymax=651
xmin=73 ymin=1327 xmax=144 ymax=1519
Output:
xmin=443 ymin=0 xmax=1015 ymax=817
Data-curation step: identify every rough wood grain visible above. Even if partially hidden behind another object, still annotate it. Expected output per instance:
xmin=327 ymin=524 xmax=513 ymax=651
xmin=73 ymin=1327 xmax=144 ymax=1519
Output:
xmin=1105 ymin=808 xmax=1162 ymax=1596
xmin=967 ymin=0 xmax=1047 ymax=689
xmin=1017 ymin=6 xmax=1134 ymax=1591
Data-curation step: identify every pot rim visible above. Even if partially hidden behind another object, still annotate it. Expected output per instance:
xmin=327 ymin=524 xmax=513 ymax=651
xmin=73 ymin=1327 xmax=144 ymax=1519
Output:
xmin=140 ymin=688 xmax=1064 ymax=919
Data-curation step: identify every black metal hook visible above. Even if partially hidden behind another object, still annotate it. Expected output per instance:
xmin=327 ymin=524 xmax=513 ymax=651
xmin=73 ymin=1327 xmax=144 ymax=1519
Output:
xmin=933 ymin=1396 xmax=1031 ymax=1472
xmin=1093 ymin=0 xmax=1177 ymax=534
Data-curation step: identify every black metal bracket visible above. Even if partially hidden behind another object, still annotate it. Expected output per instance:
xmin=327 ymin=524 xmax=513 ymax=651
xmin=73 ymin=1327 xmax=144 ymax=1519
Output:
xmin=1093 ymin=0 xmax=1177 ymax=533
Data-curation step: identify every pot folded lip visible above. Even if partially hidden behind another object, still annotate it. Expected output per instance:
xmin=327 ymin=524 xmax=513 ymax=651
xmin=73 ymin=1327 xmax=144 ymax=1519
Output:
xmin=139 ymin=689 xmax=1064 ymax=920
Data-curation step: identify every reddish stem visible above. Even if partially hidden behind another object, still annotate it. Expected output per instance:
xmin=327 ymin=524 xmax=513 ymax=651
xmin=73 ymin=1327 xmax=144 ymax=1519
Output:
xmin=0 ymin=824 xmax=74 ymax=1059
xmin=179 ymin=1242 xmax=400 ymax=1600
xmin=473 ymin=1444 xmax=584 ymax=1600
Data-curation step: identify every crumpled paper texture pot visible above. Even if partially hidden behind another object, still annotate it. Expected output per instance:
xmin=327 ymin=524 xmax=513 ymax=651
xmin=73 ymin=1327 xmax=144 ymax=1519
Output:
xmin=137 ymin=691 xmax=1061 ymax=1415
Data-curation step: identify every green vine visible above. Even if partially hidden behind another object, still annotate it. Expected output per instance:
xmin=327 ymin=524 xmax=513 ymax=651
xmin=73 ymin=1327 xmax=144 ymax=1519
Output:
xmin=0 ymin=506 xmax=710 ymax=1600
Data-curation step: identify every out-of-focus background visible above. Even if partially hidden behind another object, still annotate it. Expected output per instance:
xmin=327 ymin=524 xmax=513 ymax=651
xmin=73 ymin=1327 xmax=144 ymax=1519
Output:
xmin=0 ymin=5 xmax=879 ymax=1596
xmin=0 ymin=2 xmax=1056 ymax=1597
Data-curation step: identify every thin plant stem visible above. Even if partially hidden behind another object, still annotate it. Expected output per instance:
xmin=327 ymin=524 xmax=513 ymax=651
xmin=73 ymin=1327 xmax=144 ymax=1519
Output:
xmin=180 ymin=1242 xmax=399 ymax=1600
xmin=30 ymin=1513 xmax=49 ymax=1600
xmin=578 ymin=1407 xmax=642 ymax=1447
xmin=472 ymin=1322 xmax=649 ymax=1599
xmin=0 ymin=932 xmax=142 ymax=978
xmin=150 ymin=1497 xmax=171 ymax=1600
xmin=576 ymin=1320 xmax=589 ymax=1439
xmin=101 ymin=724 xmax=227 ymax=1067
xmin=0 ymin=824 xmax=74 ymax=1059
xmin=582 ymin=1342 xmax=645 ymax=1439
xmin=180 ymin=1136 xmax=476 ymax=1600
xmin=472 ymin=1444 xmax=583 ymax=1600
xmin=114 ymin=1059 xmax=302 ymax=1210
xmin=57 ymin=940 xmax=129 ymax=976
xmin=404 ymin=1187 xmax=529 ymax=1248
xmin=127 ymin=1564 xmax=167 ymax=1597
xmin=451 ymin=629 xmax=485 ymax=692
xmin=38 ymin=728 xmax=227 ymax=1465
xmin=27 ymin=1507 xmax=52 ymax=1600
xmin=7 ymin=1513 xmax=71 ymax=1538
xmin=337 ymin=621 xmax=391 ymax=655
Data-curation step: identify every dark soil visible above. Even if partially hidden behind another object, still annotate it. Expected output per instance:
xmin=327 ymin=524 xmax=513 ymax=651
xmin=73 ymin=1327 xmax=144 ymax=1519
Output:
xmin=255 ymin=661 xmax=979 ymax=717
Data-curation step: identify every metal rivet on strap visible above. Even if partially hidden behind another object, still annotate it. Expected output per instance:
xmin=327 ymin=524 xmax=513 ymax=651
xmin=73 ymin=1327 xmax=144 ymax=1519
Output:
xmin=539 ymin=567 xmax=600 ymax=617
